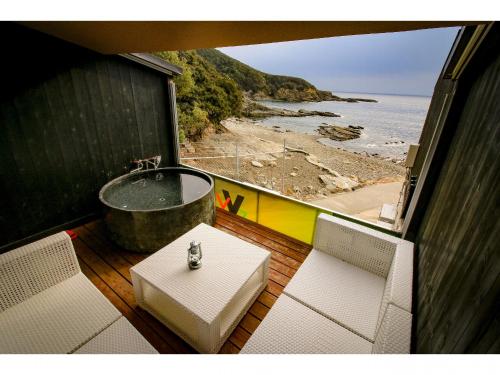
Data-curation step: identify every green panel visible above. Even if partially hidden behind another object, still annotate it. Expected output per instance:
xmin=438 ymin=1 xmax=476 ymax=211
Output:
xmin=214 ymin=178 xmax=258 ymax=221
xmin=258 ymin=193 xmax=318 ymax=244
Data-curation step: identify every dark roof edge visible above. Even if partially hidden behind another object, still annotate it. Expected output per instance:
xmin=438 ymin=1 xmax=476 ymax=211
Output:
xmin=119 ymin=53 xmax=182 ymax=76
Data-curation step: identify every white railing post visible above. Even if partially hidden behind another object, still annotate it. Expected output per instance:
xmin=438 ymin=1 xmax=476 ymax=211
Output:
xmin=236 ymin=143 xmax=240 ymax=181
xmin=282 ymin=139 xmax=286 ymax=193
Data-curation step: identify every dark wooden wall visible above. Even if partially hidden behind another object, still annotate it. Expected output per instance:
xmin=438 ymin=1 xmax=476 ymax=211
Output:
xmin=414 ymin=25 xmax=500 ymax=353
xmin=0 ymin=23 xmax=177 ymax=251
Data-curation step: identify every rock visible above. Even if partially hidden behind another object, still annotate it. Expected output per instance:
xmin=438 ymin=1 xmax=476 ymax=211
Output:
xmin=326 ymin=184 xmax=340 ymax=193
xmin=293 ymin=186 xmax=301 ymax=193
xmin=244 ymin=100 xmax=340 ymax=119
xmin=273 ymin=129 xmax=285 ymax=133
xmin=348 ymin=125 xmax=364 ymax=130
xmin=349 ymin=98 xmax=378 ymax=103
xmin=297 ymin=109 xmax=341 ymax=117
xmin=286 ymin=146 xmax=309 ymax=155
xmin=269 ymin=161 xmax=277 ymax=167
xmin=272 ymin=125 xmax=281 ymax=128
xmin=305 ymin=154 xmax=342 ymax=176
xmin=292 ymin=166 xmax=299 ymax=171
xmin=317 ymin=124 xmax=362 ymax=141
xmin=290 ymin=172 xmax=297 ymax=177
xmin=181 ymin=141 xmax=196 ymax=154
xmin=319 ymin=174 xmax=359 ymax=191
xmin=306 ymin=185 xmax=315 ymax=193
xmin=251 ymin=160 xmax=263 ymax=168
xmin=331 ymin=170 xmax=341 ymax=177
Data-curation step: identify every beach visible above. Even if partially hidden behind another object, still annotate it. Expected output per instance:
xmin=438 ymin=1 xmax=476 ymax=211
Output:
xmin=181 ymin=117 xmax=406 ymax=220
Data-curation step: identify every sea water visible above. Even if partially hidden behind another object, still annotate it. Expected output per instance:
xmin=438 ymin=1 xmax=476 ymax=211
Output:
xmin=258 ymin=92 xmax=431 ymax=159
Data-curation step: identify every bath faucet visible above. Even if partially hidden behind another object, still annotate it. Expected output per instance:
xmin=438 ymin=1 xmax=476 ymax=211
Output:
xmin=129 ymin=155 xmax=162 ymax=174
xmin=188 ymin=241 xmax=202 ymax=270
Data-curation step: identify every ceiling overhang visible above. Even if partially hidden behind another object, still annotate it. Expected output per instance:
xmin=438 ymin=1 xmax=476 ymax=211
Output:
xmin=20 ymin=21 xmax=477 ymax=54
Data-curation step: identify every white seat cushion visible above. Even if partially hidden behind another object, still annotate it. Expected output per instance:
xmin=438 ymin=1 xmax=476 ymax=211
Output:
xmin=284 ymin=249 xmax=385 ymax=341
xmin=241 ymin=294 xmax=372 ymax=354
xmin=75 ymin=317 xmax=158 ymax=354
xmin=0 ymin=273 xmax=121 ymax=353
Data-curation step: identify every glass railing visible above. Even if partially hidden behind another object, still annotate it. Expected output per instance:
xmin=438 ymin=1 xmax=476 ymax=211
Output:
xmin=182 ymin=164 xmax=402 ymax=245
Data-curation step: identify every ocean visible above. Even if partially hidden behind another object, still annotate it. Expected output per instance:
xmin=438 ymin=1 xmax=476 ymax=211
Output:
xmin=257 ymin=92 xmax=431 ymax=159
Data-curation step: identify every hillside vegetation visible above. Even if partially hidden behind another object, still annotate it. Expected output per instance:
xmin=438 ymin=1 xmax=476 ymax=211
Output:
xmin=197 ymin=49 xmax=335 ymax=102
xmin=155 ymin=49 xmax=336 ymax=141
xmin=155 ymin=50 xmax=242 ymax=141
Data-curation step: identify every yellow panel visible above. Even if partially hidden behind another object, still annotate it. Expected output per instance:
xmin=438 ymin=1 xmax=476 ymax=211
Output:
xmin=214 ymin=178 xmax=258 ymax=221
xmin=258 ymin=193 xmax=318 ymax=244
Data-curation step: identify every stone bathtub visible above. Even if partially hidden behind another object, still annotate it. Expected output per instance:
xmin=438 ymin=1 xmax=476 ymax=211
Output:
xmin=99 ymin=167 xmax=215 ymax=253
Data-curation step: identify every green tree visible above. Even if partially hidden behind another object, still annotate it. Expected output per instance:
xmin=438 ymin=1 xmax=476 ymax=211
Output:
xmin=155 ymin=50 xmax=242 ymax=141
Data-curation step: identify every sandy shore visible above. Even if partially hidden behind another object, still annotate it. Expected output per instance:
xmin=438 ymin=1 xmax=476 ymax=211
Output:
xmin=181 ymin=117 xmax=405 ymax=221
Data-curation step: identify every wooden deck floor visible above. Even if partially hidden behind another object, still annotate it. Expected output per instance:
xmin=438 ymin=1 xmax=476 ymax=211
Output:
xmin=71 ymin=208 xmax=311 ymax=354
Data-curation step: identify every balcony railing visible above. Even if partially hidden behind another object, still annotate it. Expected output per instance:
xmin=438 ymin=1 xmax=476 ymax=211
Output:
xmin=182 ymin=164 xmax=401 ymax=245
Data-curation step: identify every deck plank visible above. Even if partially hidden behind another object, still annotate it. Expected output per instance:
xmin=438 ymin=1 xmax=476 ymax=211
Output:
xmin=216 ymin=208 xmax=312 ymax=254
xmin=249 ymin=301 xmax=270 ymax=321
xmin=239 ymin=313 xmax=262 ymax=334
xmin=228 ymin=326 xmax=252 ymax=349
xmin=71 ymin=209 xmax=309 ymax=354
xmin=257 ymin=291 xmax=278 ymax=308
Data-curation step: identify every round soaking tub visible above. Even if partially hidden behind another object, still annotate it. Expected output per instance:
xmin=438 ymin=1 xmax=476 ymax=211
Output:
xmin=99 ymin=167 xmax=215 ymax=253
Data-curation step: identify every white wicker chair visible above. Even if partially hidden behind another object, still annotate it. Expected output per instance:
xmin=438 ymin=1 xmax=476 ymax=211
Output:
xmin=241 ymin=213 xmax=414 ymax=354
xmin=0 ymin=232 xmax=157 ymax=354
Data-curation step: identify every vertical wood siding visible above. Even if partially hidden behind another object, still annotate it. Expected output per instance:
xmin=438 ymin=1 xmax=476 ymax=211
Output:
xmin=414 ymin=28 xmax=500 ymax=353
xmin=0 ymin=24 xmax=176 ymax=250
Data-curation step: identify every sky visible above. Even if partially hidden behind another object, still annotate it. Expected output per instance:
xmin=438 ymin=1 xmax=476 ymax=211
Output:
xmin=218 ymin=27 xmax=460 ymax=97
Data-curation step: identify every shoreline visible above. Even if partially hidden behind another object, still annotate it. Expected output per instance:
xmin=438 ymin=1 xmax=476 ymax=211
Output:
xmin=181 ymin=117 xmax=405 ymax=211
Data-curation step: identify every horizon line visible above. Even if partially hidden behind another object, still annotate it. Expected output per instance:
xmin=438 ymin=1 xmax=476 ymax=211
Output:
xmin=332 ymin=90 xmax=433 ymax=98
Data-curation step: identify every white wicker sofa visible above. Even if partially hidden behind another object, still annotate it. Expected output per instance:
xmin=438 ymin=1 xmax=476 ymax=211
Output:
xmin=241 ymin=214 xmax=414 ymax=354
xmin=0 ymin=232 xmax=157 ymax=354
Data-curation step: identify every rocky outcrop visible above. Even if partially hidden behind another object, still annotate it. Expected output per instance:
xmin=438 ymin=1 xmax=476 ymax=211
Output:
xmin=317 ymin=124 xmax=363 ymax=141
xmin=243 ymin=100 xmax=341 ymax=119
xmin=297 ymin=109 xmax=340 ymax=117
xmin=328 ymin=94 xmax=378 ymax=103
xmin=319 ymin=174 xmax=360 ymax=192
xmin=350 ymin=98 xmax=378 ymax=103
xmin=241 ymin=92 xmax=376 ymax=119
xmin=252 ymin=90 xmax=378 ymax=103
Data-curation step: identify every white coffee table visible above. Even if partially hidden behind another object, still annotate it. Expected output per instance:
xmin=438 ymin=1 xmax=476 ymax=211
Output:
xmin=130 ymin=223 xmax=270 ymax=353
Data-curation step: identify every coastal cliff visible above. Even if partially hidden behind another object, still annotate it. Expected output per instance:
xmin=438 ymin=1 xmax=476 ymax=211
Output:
xmin=156 ymin=49 xmax=376 ymax=141
xmin=198 ymin=49 xmax=376 ymax=103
